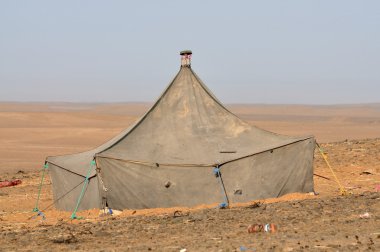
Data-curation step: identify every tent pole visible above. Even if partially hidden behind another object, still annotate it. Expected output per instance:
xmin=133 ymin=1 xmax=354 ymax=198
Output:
xmin=213 ymin=166 xmax=230 ymax=208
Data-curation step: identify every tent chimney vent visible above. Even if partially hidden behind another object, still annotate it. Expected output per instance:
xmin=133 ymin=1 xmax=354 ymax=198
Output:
xmin=180 ymin=50 xmax=192 ymax=67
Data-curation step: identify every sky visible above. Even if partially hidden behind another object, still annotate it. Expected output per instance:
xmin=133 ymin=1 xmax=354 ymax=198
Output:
xmin=0 ymin=1 xmax=379 ymax=104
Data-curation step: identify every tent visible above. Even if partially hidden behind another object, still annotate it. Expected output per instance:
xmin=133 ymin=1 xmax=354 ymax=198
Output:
xmin=46 ymin=50 xmax=315 ymax=211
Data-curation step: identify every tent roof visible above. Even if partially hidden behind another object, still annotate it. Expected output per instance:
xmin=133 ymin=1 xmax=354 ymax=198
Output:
xmin=46 ymin=64 xmax=312 ymax=177
xmin=96 ymin=66 xmax=311 ymax=165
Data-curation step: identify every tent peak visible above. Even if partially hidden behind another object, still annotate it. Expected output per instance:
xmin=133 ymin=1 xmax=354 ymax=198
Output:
xmin=180 ymin=50 xmax=192 ymax=67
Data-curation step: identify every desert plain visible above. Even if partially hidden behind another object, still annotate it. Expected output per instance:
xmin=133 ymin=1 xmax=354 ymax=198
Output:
xmin=0 ymin=102 xmax=379 ymax=251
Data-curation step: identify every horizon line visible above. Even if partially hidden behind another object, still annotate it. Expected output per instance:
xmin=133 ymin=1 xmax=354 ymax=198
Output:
xmin=1 ymin=101 xmax=379 ymax=107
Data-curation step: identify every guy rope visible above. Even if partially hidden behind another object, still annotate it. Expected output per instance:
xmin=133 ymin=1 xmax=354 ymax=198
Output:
xmin=33 ymin=163 xmax=49 ymax=212
xmin=70 ymin=159 xmax=96 ymax=219
xmin=316 ymin=142 xmax=347 ymax=195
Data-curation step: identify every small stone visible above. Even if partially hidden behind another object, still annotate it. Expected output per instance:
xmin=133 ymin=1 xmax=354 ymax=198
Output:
xmin=51 ymin=233 xmax=78 ymax=244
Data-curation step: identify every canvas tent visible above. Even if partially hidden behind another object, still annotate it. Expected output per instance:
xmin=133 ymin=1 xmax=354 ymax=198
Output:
xmin=46 ymin=50 xmax=315 ymax=211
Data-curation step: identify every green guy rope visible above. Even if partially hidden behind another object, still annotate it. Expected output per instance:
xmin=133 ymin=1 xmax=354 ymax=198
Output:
xmin=33 ymin=163 xmax=49 ymax=212
xmin=70 ymin=160 xmax=96 ymax=220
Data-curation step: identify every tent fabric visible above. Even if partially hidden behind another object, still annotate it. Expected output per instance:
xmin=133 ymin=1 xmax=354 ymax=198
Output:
xmin=96 ymin=139 xmax=314 ymax=210
xmin=97 ymin=67 xmax=309 ymax=165
xmin=46 ymin=63 xmax=315 ymax=211
xmin=48 ymin=163 xmax=100 ymax=211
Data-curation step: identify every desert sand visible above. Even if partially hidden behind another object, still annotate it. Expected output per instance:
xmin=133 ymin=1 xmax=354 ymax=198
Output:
xmin=0 ymin=102 xmax=379 ymax=251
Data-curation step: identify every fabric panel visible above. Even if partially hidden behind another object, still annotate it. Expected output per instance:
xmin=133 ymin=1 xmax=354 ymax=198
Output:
xmin=222 ymin=139 xmax=315 ymax=203
xmin=49 ymin=163 xmax=100 ymax=211
xmin=97 ymin=157 xmax=222 ymax=210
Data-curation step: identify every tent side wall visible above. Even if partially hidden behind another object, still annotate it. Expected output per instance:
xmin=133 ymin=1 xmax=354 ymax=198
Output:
xmin=97 ymin=138 xmax=315 ymax=210
xmin=222 ymin=138 xmax=315 ymax=203
xmin=49 ymin=164 xmax=101 ymax=211
xmin=96 ymin=158 xmax=222 ymax=210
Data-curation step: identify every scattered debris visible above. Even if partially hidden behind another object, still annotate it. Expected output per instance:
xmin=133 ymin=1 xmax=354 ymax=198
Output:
xmin=37 ymin=211 xmax=46 ymax=220
xmin=99 ymin=207 xmax=122 ymax=217
xmin=359 ymin=212 xmax=370 ymax=219
xmin=248 ymin=223 xmax=277 ymax=233
xmin=375 ymin=185 xmax=380 ymax=192
xmin=173 ymin=210 xmax=181 ymax=218
xmin=0 ymin=179 xmax=22 ymax=188
xmin=246 ymin=202 xmax=262 ymax=209
xmin=248 ymin=224 xmax=261 ymax=233
xmin=173 ymin=210 xmax=189 ymax=218
xmin=360 ymin=170 xmax=374 ymax=175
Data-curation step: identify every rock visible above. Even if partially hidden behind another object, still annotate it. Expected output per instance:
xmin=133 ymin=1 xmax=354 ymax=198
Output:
xmin=51 ymin=233 xmax=78 ymax=244
xmin=246 ymin=202 xmax=261 ymax=209
xmin=360 ymin=170 xmax=374 ymax=175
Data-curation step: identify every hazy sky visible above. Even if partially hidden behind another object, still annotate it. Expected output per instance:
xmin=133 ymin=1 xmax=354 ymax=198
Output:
xmin=1 ymin=1 xmax=379 ymax=104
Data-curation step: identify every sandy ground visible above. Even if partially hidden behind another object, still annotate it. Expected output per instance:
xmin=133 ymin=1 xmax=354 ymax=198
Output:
xmin=0 ymin=103 xmax=380 ymax=251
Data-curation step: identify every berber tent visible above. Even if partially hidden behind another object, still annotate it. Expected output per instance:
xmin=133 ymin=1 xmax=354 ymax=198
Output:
xmin=46 ymin=50 xmax=315 ymax=211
